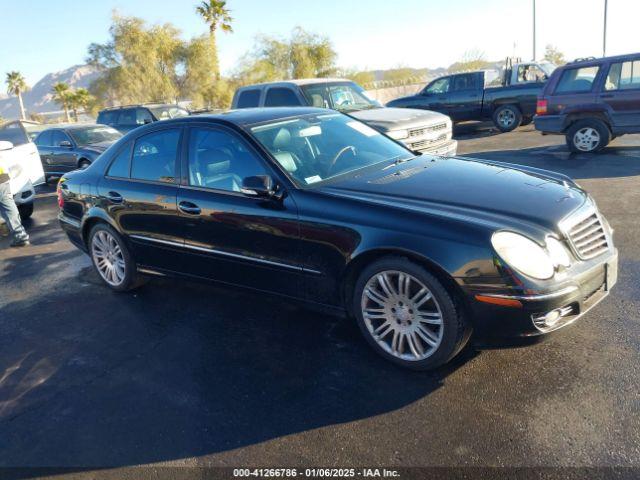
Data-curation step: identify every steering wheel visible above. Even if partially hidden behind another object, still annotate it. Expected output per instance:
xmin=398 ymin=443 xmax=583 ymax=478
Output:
xmin=327 ymin=146 xmax=357 ymax=175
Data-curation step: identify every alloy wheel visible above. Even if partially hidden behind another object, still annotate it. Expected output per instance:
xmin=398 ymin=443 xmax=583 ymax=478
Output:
xmin=361 ymin=270 xmax=444 ymax=361
xmin=91 ymin=230 xmax=126 ymax=286
xmin=497 ymin=108 xmax=516 ymax=128
xmin=573 ymin=127 xmax=601 ymax=152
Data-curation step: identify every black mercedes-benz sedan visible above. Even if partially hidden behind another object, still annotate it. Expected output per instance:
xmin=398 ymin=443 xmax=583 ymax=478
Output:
xmin=34 ymin=124 xmax=122 ymax=182
xmin=57 ymin=107 xmax=618 ymax=370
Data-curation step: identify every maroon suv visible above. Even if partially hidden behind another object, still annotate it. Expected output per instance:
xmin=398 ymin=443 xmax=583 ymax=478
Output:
xmin=534 ymin=53 xmax=640 ymax=153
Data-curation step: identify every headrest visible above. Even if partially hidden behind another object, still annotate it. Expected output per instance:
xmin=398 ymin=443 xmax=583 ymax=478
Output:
xmin=273 ymin=152 xmax=297 ymax=173
xmin=206 ymin=160 xmax=231 ymax=176
xmin=199 ymin=148 xmax=232 ymax=175
xmin=311 ymin=94 xmax=324 ymax=108
xmin=273 ymin=128 xmax=291 ymax=150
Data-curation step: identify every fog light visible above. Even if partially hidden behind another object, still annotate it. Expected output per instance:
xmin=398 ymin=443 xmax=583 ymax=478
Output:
xmin=532 ymin=305 xmax=574 ymax=331
xmin=543 ymin=309 xmax=562 ymax=327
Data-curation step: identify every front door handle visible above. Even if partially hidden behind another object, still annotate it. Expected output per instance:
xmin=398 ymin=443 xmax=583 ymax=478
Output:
xmin=106 ymin=191 xmax=123 ymax=203
xmin=600 ymin=94 xmax=615 ymax=99
xmin=178 ymin=201 xmax=201 ymax=215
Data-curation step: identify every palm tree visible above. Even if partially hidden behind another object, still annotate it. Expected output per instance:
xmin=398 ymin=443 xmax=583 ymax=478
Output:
xmin=68 ymin=88 xmax=92 ymax=122
xmin=195 ymin=0 xmax=233 ymax=78
xmin=6 ymin=71 xmax=29 ymax=120
xmin=52 ymin=82 xmax=72 ymax=122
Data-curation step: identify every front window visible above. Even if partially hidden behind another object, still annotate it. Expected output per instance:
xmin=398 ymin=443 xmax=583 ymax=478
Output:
xmin=301 ymin=82 xmax=380 ymax=112
xmin=424 ymin=78 xmax=450 ymax=94
xmin=69 ymin=126 xmax=122 ymax=146
xmin=250 ymin=113 xmax=414 ymax=187
xmin=148 ymin=106 xmax=189 ymax=121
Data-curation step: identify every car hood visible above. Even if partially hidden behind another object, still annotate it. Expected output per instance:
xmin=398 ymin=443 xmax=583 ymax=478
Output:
xmin=350 ymin=107 xmax=450 ymax=131
xmin=320 ymin=156 xmax=587 ymax=237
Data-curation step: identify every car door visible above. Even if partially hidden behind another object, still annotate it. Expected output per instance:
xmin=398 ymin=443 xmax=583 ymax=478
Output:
xmin=34 ymin=130 xmax=55 ymax=175
xmin=49 ymin=130 xmax=78 ymax=172
xmin=448 ymin=73 xmax=483 ymax=121
xmin=176 ymin=124 xmax=303 ymax=297
xmin=98 ymin=127 xmax=187 ymax=272
xmin=600 ymin=58 xmax=640 ymax=133
xmin=419 ymin=77 xmax=451 ymax=115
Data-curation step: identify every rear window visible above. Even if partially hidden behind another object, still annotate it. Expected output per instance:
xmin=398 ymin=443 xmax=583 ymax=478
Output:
xmin=264 ymin=88 xmax=302 ymax=107
xmin=98 ymin=110 xmax=119 ymax=125
xmin=0 ymin=124 xmax=29 ymax=146
xmin=236 ymin=89 xmax=261 ymax=108
xmin=555 ymin=66 xmax=600 ymax=94
xmin=605 ymin=60 xmax=640 ymax=91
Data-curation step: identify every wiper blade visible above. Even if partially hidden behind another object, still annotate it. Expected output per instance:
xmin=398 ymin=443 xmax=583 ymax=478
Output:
xmin=382 ymin=155 xmax=418 ymax=170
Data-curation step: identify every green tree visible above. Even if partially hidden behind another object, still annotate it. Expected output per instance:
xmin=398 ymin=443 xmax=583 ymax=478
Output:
xmin=235 ymin=27 xmax=337 ymax=84
xmin=52 ymin=82 xmax=72 ymax=122
xmin=342 ymin=69 xmax=376 ymax=88
xmin=383 ymin=67 xmax=419 ymax=85
xmin=449 ymin=49 xmax=493 ymax=73
xmin=68 ymin=88 xmax=93 ymax=121
xmin=544 ymin=44 xmax=566 ymax=65
xmin=5 ymin=71 xmax=29 ymax=120
xmin=195 ymin=0 xmax=233 ymax=79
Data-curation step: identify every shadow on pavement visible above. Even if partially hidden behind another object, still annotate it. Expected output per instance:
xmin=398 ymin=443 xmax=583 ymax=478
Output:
xmin=0 ymin=258 xmax=480 ymax=471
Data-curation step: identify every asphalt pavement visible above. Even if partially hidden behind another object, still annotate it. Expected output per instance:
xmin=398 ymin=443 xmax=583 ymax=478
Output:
xmin=1 ymin=124 xmax=639 ymax=478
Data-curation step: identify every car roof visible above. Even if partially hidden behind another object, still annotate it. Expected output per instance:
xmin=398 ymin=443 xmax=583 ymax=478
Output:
xmin=563 ymin=52 xmax=640 ymax=68
xmin=185 ymin=107 xmax=332 ymax=126
xmin=238 ymin=78 xmax=353 ymax=89
xmin=99 ymin=103 xmax=184 ymax=112
xmin=40 ymin=123 xmax=104 ymax=132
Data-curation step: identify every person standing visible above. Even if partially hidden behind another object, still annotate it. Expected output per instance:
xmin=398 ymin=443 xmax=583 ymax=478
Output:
xmin=0 ymin=165 xmax=29 ymax=247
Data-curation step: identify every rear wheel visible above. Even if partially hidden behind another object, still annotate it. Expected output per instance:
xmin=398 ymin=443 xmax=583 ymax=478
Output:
xmin=566 ymin=119 xmax=611 ymax=153
xmin=88 ymin=223 xmax=142 ymax=292
xmin=493 ymin=105 xmax=522 ymax=132
xmin=353 ymin=256 xmax=470 ymax=370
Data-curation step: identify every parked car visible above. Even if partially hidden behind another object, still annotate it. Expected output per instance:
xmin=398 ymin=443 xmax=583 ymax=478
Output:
xmin=34 ymin=124 xmax=122 ymax=182
xmin=0 ymin=120 xmax=47 ymax=188
xmin=387 ymin=69 xmax=547 ymax=132
xmin=57 ymin=108 xmax=618 ymax=370
xmin=534 ymin=53 xmax=640 ymax=153
xmin=232 ymin=79 xmax=457 ymax=156
xmin=97 ymin=104 xmax=190 ymax=134
xmin=0 ymin=140 xmax=41 ymax=220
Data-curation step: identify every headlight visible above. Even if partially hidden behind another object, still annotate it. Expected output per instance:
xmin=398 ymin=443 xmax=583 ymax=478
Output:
xmin=387 ymin=129 xmax=409 ymax=140
xmin=491 ymin=231 xmax=555 ymax=280
xmin=545 ymin=236 xmax=571 ymax=267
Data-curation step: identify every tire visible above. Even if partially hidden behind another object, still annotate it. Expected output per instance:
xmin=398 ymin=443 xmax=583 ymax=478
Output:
xmin=78 ymin=159 xmax=91 ymax=169
xmin=493 ymin=105 xmax=522 ymax=132
xmin=521 ymin=116 xmax=534 ymax=126
xmin=566 ymin=119 xmax=611 ymax=153
xmin=88 ymin=223 xmax=142 ymax=292
xmin=18 ymin=202 xmax=34 ymax=220
xmin=352 ymin=256 xmax=470 ymax=370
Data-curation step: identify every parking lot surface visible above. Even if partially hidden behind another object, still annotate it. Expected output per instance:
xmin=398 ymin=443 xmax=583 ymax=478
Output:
xmin=1 ymin=124 xmax=639 ymax=474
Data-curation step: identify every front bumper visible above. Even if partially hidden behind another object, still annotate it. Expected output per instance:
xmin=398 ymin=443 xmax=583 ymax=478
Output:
xmin=414 ymin=139 xmax=458 ymax=156
xmin=465 ymin=248 xmax=619 ymax=337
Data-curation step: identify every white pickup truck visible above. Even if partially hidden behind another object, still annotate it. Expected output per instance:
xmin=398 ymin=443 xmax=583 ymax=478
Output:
xmin=0 ymin=121 xmax=46 ymax=221
xmin=232 ymin=79 xmax=457 ymax=156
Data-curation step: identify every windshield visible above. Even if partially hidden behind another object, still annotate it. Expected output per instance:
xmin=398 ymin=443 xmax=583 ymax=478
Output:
xmin=250 ymin=113 xmax=414 ymax=186
xmin=69 ymin=126 xmax=122 ymax=146
xmin=149 ymin=106 xmax=190 ymax=120
xmin=301 ymin=82 xmax=381 ymax=112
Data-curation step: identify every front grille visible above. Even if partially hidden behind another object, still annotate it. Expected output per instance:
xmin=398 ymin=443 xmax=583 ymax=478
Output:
xmin=410 ymin=133 xmax=447 ymax=150
xmin=566 ymin=212 xmax=609 ymax=260
xmin=409 ymin=122 xmax=447 ymax=138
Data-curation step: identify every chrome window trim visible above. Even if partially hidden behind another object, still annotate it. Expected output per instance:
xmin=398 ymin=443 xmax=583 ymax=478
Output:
xmin=480 ymin=286 xmax=579 ymax=301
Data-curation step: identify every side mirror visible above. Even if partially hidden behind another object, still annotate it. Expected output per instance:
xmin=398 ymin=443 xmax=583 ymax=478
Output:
xmin=59 ymin=140 xmax=73 ymax=148
xmin=241 ymin=175 xmax=277 ymax=198
xmin=143 ymin=118 xmax=153 ymax=125
xmin=0 ymin=141 xmax=14 ymax=151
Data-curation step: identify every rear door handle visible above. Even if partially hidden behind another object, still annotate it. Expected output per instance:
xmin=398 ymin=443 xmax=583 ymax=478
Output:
xmin=106 ymin=191 xmax=123 ymax=203
xmin=178 ymin=201 xmax=201 ymax=215
xmin=600 ymin=94 xmax=615 ymax=98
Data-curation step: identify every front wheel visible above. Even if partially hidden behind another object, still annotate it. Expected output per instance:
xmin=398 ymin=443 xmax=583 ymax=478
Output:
xmin=353 ymin=257 xmax=470 ymax=370
xmin=18 ymin=202 xmax=34 ymax=220
xmin=78 ymin=159 xmax=91 ymax=169
xmin=493 ymin=105 xmax=522 ymax=132
xmin=88 ymin=223 xmax=142 ymax=292
xmin=566 ymin=119 xmax=611 ymax=153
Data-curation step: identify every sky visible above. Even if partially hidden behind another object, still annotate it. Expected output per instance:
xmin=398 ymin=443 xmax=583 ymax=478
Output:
xmin=1 ymin=0 xmax=639 ymax=86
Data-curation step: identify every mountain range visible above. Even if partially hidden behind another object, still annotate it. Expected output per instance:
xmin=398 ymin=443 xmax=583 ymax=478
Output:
xmin=0 ymin=65 xmax=100 ymax=120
